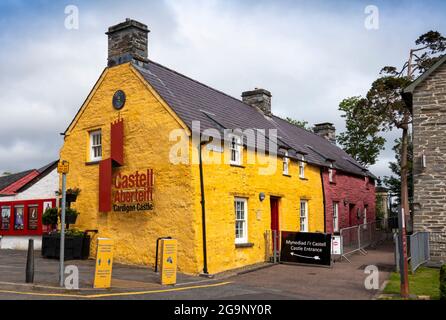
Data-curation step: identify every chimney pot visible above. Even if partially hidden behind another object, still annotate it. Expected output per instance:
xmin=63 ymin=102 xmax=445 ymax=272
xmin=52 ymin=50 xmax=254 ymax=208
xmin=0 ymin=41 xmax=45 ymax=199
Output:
xmin=106 ymin=19 xmax=150 ymax=67
xmin=242 ymin=88 xmax=272 ymax=116
xmin=313 ymin=122 xmax=336 ymax=144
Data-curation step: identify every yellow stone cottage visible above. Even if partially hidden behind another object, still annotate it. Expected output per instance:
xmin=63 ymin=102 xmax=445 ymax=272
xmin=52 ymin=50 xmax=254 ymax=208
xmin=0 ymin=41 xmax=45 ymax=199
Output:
xmin=60 ymin=19 xmax=329 ymax=275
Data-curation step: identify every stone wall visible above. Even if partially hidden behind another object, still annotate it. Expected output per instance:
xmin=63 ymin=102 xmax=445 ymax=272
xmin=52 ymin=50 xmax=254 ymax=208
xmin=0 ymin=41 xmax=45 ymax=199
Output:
xmin=412 ymin=62 xmax=446 ymax=235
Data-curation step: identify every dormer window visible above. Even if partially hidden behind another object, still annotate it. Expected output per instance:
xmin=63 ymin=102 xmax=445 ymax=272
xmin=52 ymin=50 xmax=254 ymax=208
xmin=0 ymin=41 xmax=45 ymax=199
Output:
xmin=230 ymin=135 xmax=242 ymax=165
xmin=283 ymin=151 xmax=289 ymax=175
xmin=299 ymin=156 xmax=305 ymax=179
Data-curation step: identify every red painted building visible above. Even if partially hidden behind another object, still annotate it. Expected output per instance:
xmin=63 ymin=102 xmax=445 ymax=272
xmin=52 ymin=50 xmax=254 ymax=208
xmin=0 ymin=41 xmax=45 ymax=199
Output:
xmin=322 ymin=168 xmax=376 ymax=234
xmin=0 ymin=161 xmax=58 ymax=250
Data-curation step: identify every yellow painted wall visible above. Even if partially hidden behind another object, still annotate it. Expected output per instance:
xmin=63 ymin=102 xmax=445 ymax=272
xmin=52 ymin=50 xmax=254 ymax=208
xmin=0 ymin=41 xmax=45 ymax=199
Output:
xmin=191 ymin=145 xmax=325 ymax=274
xmin=59 ymin=63 xmax=200 ymax=274
xmin=59 ymin=62 xmax=325 ymax=275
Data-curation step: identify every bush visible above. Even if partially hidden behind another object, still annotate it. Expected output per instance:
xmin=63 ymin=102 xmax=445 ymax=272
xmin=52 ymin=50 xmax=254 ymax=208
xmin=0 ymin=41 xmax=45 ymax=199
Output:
xmin=42 ymin=208 xmax=58 ymax=225
xmin=440 ymin=264 xmax=446 ymax=300
xmin=65 ymin=207 xmax=80 ymax=219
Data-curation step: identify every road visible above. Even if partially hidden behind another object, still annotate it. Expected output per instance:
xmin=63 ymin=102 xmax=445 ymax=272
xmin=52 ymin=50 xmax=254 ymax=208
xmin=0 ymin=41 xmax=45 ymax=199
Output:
xmin=0 ymin=241 xmax=395 ymax=300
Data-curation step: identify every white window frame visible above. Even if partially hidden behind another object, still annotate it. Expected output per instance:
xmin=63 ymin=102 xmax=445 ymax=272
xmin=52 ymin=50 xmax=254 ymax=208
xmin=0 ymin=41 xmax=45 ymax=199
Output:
xmin=89 ymin=130 xmax=102 ymax=162
xmin=299 ymin=200 xmax=309 ymax=232
xmin=363 ymin=206 xmax=368 ymax=229
xmin=229 ymin=135 xmax=242 ymax=166
xmin=283 ymin=151 xmax=289 ymax=175
xmin=234 ymin=198 xmax=248 ymax=244
xmin=299 ymin=156 xmax=305 ymax=178
xmin=333 ymin=202 xmax=339 ymax=232
xmin=328 ymin=168 xmax=334 ymax=183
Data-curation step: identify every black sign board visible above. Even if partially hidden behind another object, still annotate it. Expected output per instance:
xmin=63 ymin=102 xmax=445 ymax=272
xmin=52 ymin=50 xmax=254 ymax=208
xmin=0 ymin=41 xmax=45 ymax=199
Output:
xmin=280 ymin=231 xmax=332 ymax=266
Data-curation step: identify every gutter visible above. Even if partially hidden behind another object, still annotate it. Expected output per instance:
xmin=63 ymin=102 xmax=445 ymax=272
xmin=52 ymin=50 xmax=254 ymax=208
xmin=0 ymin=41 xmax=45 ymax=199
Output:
xmin=199 ymin=136 xmax=213 ymax=275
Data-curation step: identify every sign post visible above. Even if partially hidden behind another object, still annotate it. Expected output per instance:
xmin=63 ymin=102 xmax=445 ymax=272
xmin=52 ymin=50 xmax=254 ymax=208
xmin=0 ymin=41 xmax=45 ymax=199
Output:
xmin=93 ymin=238 xmax=114 ymax=288
xmin=160 ymin=238 xmax=177 ymax=285
xmin=280 ymin=231 xmax=332 ymax=267
xmin=57 ymin=160 xmax=69 ymax=287
xmin=398 ymin=207 xmax=410 ymax=298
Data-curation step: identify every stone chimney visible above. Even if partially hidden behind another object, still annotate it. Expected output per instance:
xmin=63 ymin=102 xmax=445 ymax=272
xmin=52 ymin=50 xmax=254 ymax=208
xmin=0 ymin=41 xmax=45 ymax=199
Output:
xmin=242 ymin=88 xmax=272 ymax=116
xmin=313 ymin=122 xmax=336 ymax=144
xmin=106 ymin=18 xmax=150 ymax=67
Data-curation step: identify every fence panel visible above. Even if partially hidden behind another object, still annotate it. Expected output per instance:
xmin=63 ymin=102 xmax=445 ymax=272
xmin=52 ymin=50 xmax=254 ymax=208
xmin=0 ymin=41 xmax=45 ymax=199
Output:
xmin=409 ymin=232 xmax=430 ymax=272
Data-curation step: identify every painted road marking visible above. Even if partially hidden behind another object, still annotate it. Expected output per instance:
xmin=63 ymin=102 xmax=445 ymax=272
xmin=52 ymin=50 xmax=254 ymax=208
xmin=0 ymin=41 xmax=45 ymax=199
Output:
xmin=0 ymin=281 xmax=232 ymax=299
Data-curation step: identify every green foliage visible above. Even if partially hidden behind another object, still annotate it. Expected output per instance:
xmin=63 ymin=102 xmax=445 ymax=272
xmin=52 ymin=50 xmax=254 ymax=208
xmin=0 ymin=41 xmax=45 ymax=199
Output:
xmin=440 ymin=265 xmax=446 ymax=300
xmin=65 ymin=228 xmax=85 ymax=238
xmin=384 ymin=267 xmax=440 ymax=300
xmin=285 ymin=117 xmax=312 ymax=131
xmin=337 ymin=96 xmax=385 ymax=167
xmin=383 ymin=136 xmax=413 ymax=207
xmin=65 ymin=207 xmax=80 ymax=218
xmin=42 ymin=207 xmax=58 ymax=225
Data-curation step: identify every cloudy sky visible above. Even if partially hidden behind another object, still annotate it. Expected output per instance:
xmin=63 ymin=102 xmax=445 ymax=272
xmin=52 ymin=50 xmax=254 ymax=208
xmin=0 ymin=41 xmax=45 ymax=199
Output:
xmin=0 ymin=0 xmax=445 ymax=179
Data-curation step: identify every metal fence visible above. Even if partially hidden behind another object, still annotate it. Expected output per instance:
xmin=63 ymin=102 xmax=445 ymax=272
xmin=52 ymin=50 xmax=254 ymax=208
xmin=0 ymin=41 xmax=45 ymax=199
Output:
xmin=339 ymin=221 xmax=387 ymax=262
xmin=264 ymin=230 xmax=280 ymax=263
xmin=394 ymin=231 xmax=445 ymax=273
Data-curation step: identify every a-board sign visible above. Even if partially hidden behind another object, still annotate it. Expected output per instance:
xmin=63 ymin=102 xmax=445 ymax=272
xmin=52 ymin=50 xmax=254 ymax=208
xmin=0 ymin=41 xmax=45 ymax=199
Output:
xmin=331 ymin=235 xmax=342 ymax=255
xmin=93 ymin=238 xmax=114 ymax=288
xmin=280 ymin=231 xmax=332 ymax=266
xmin=160 ymin=238 xmax=177 ymax=285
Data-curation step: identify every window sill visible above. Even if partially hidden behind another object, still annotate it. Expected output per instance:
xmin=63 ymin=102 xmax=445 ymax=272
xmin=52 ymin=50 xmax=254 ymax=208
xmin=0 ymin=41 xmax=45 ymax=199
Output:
xmin=86 ymin=161 xmax=101 ymax=166
xmin=230 ymin=164 xmax=245 ymax=169
xmin=299 ymin=177 xmax=308 ymax=181
xmin=283 ymin=174 xmax=292 ymax=178
xmin=329 ymin=181 xmax=336 ymax=185
xmin=235 ymin=242 xmax=254 ymax=248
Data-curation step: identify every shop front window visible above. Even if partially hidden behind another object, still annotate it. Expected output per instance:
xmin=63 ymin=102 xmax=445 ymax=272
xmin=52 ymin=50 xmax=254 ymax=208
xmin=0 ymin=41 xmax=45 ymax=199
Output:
xmin=90 ymin=130 xmax=102 ymax=161
xmin=1 ymin=206 xmax=10 ymax=230
xmin=14 ymin=206 xmax=24 ymax=230
xmin=28 ymin=205 xmax=38 ymax=230
xmin=234 ymin=198 xmax=248 ymax=244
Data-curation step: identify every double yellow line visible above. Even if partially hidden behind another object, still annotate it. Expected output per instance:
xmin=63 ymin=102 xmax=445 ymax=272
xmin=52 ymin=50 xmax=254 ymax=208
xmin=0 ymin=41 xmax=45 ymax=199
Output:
xmin=0 ymin=281 xmax=231 ymax=299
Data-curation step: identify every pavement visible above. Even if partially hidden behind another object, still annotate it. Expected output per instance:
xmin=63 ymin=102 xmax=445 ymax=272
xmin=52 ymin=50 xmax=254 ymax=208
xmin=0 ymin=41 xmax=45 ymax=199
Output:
xmin=0 ymin=240 xmax=396 ymax=300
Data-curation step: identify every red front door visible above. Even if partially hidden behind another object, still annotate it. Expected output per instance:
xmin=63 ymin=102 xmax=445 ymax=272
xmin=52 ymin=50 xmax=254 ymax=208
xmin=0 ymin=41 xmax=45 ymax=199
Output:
xmin=270 ymin=197 xmax=280 ymax=250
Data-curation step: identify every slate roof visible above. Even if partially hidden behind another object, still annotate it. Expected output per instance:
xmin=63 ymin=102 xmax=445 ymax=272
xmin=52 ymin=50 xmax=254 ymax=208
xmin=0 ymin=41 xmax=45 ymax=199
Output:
xmin=0 ymin=170 xmax=35 ymax=192
xmin=135 ymin=60 xmax=374 ymax=178
xmin=0 ymin=160 xmax=58 ymax=195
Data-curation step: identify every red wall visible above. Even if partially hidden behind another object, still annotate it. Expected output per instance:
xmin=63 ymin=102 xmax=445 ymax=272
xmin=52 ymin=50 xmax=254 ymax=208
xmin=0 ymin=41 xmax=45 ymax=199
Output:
xmin=322 ymin=168 xmax=376 ymax=234
xmin=0 ymin=198 xmax=56 ymax=236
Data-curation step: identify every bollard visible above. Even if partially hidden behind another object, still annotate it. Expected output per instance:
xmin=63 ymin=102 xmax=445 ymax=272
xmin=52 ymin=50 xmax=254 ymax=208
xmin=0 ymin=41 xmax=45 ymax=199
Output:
xmin=25 ymin=239 xmax=34 ymax=283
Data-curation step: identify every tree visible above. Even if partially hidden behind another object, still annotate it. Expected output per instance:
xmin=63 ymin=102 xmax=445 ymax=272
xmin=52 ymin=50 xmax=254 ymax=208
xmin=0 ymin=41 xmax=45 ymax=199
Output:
xmin=337 ymin=96 xmax=385 ymax=167
xmin=366 ymin=30 xmax=445 ymax=228
xmin=383 ymin=136 xmax=414 ymax=210
xmin=285 ymin=117 xmax=312 ymax=131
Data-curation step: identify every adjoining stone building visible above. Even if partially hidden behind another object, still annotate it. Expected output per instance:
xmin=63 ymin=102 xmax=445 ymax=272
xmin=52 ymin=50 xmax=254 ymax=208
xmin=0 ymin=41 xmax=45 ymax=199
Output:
xmin=404 ymin=54 xmax=446 ymax=260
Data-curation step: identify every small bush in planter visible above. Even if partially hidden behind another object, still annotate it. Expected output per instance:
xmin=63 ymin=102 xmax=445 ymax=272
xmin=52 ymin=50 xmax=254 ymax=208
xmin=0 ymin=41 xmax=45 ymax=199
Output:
xmin=63 ymin=207 xmax=80 ymax=225
xmin=42 ymin=208 xmax=59 ymax=226
xmin=66 ymin=188 xmax=81 ymax=202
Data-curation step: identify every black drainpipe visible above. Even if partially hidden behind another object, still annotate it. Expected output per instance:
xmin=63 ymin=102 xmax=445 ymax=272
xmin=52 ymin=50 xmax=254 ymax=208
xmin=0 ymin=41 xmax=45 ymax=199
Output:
xmin=320 ymin=167 xmax=327 ymax=233
xmin=199 ymin=137 xmax=213 ymax=275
